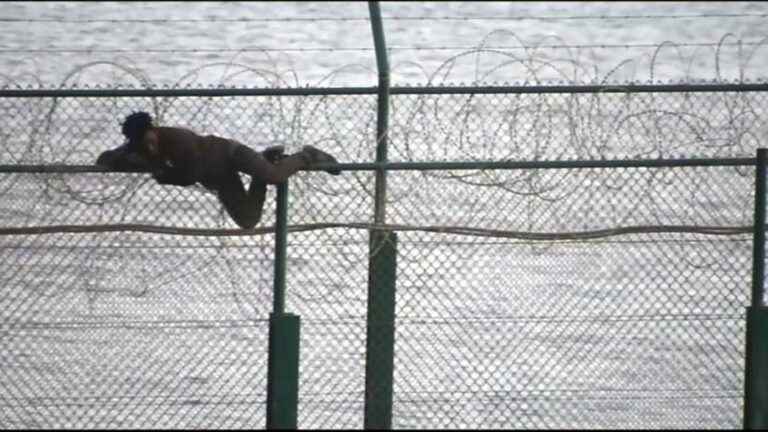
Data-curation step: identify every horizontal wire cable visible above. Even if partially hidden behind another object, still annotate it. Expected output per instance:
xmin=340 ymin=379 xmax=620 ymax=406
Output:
xmin=1 ymin=319 xmax=269 ymax=331
xmin=0 ymin=13 xmax=765 ymax=24
xmin=0 ymin=389 xmax=739 ymax=410
xmin=0 ymin=41 xmax=765 ymax=54
xmin=0 ymin=387 xmax=734 ymax=401
xmin=0 ymin=396 xmax=265 ymax=409
xmin=0 ymin=313 xmax=743 ymax=332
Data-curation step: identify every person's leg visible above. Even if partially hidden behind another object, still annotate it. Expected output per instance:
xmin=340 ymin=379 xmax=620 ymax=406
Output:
xmin=231 ymin=144 xmax=305 ymax=184
xmin=231 ymin=144 xmax=340 ymax=184
xmin=215 ymin=172 xmax=266 ymax=229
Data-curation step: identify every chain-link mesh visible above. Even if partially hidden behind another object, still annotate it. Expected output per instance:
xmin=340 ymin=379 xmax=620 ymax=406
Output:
xmin=388 ymin=170 xmax=751 ymax=429
xmin=0 ymin=89 xmax=762 ymax=429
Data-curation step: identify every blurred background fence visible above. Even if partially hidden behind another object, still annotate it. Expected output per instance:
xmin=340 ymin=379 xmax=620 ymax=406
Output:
xmin=0 ymin=83 xmax=766 ymax=429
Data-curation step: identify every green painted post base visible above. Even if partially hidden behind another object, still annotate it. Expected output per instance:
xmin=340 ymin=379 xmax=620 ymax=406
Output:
xmin=364 ymin=230 xmax=398 ymax=430
xmin=744 ymin=306 xmax=768 ymax=429
xmin=266 ymin=313 xmax=301 ymax=430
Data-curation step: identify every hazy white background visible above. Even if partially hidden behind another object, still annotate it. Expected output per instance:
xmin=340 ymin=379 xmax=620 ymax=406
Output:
xmin=0 ymin=2 xmax=760 ymax=429
xmin=2 ymin=1 xmax=768 ymax=87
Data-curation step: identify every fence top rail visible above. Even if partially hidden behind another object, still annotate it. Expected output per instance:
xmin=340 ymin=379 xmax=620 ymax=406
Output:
xmin=0 ymin=158 xmax=755 ymax=174
xmin=2 ymin=83 xmax=768 ymax=98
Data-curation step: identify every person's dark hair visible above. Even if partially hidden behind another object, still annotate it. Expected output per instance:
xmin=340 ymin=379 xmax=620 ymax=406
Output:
xmin=121 ymin=111 xmax=153 ymax=145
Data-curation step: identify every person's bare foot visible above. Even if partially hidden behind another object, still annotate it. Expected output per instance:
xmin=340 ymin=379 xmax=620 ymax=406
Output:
xmin=302 ymin=145 xmax=341 ymax=175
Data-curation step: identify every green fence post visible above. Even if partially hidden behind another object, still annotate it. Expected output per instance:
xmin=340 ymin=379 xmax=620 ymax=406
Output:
xmin=365 ymin=2 xmax=396 ymax=429
xmin=364 ymin=230 xmax=398 ymax=429
xmin=266 ymin=181 xmax=301 ymax=430
xmin=267 ymin=312 xmax=301 ymax=429
xmin=368 ymin=0 xmax=390 ymax=224
xmin=744 ymin=308 xmax=768 ymax=429
xmin=744 ymin=148 xmax=768 ymax=429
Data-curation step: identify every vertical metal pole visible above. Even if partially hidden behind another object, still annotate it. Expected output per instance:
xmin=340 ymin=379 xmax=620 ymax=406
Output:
xmin=369 ymin=0 xmax=390 ymax=224
xmin=266 ymin=312 xmax=300 ymax=430
xmin=744 ymin=148 xmax=768 ymax=429
xmin=364 ymin=230 xmax=398 ymax=429
xmin=751 ymin=148 xmax=766 ymax=309
xmin=273 ymin=181 xmax=289 ymax=315
xmin=365 ymin=2 xmax=397 ymax=430
xmin=267 ymin=181 xmax=301 ymax=430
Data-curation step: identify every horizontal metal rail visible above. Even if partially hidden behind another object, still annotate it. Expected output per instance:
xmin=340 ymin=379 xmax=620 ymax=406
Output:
xmin=0 ymin=158 xmax=756 ymax=174
xmin=1 ymin=83 xmax=768 ymax=98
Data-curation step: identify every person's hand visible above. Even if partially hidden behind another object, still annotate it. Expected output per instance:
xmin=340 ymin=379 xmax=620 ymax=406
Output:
xmin=151 ymin=168 xmax=166 ymax=182
xmin=96 ymin=149 xmax=118 ymax=168
xmin=96 ymin=144 xmax=153 ymax=171
xmin=151 ymin=161 xmax=173 ymax=183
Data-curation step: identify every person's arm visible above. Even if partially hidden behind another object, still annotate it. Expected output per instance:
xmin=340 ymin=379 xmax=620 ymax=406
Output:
xmin=149 ymin=140 xmax=201 ymax=187
xmin=95 ymin=143 xmax=152 ymax=171
xmin=151 ymin=159 xmax=198 ymax=186
xmin=141 ymin=128 xmax=201 ymax=187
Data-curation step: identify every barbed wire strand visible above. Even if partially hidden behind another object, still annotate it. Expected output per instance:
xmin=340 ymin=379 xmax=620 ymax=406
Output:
xmin=0 ymin=222 xmax=751 ymax=240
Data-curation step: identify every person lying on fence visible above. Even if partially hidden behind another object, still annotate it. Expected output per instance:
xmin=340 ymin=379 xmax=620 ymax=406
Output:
xmin=96 ymin=111 xmax=341 ymax=229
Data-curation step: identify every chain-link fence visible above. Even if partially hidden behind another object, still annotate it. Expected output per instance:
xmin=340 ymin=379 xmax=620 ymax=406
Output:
xmin=0 ymin=86 xmax=764 ymax=428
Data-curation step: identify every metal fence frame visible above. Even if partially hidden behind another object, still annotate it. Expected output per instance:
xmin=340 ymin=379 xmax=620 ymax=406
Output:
xmin=0 ymin=151 xmax=766 ymax=429
xmin=3 ymin=0 xmax=768 ymax=426
xmin=3 ymin=71 xmax=768 ymax=432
